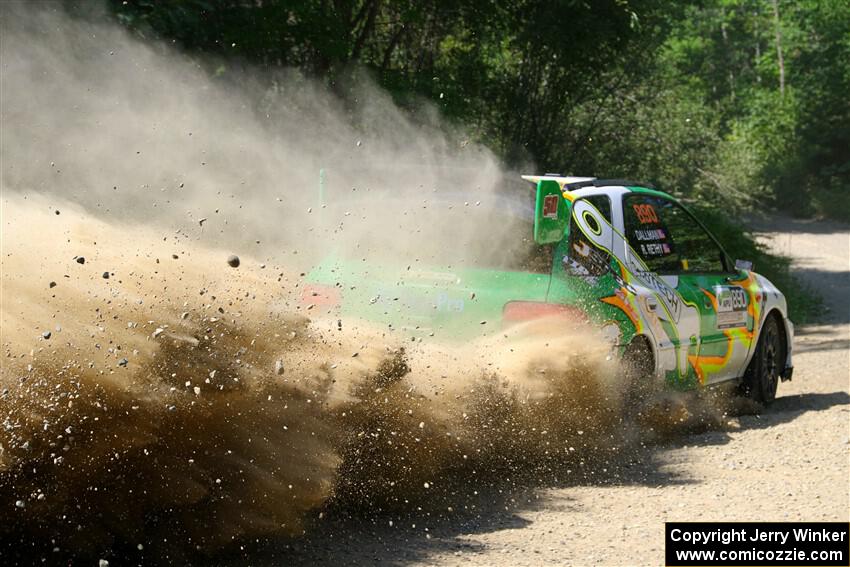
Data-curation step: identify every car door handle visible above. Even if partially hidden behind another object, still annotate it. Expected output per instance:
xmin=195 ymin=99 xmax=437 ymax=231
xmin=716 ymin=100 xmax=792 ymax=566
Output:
xmin=647 ymin=298 xmax=658 ymax=311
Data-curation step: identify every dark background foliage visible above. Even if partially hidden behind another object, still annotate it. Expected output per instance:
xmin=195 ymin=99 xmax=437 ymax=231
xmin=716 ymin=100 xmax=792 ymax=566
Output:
xmin=66 ymin=0 xmax=845 ymax=320
xmin=103 ymin=0 xmax=849 ymax=221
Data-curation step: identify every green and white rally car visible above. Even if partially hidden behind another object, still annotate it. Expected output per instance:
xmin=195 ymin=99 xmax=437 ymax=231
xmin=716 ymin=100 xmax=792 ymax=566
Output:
xmin=304 ymin=175 xmax=794 ymax=404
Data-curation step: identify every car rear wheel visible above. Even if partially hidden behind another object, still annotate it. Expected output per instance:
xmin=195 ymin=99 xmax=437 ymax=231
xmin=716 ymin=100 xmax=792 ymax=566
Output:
xmin=740 ymin=315 xmax=783 ymax=405
xmin=623 ymin=337 xmax=654 ymax=415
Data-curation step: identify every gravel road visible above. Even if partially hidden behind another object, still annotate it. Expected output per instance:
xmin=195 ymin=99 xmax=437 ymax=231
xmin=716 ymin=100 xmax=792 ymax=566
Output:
xmin=262 ymin=217 xmax=849 ymax=566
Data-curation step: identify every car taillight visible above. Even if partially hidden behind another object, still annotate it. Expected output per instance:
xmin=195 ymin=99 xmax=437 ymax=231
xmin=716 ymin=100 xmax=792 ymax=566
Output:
xmin=502 ymin=301 xmax=587 ymax=323
xmin=301 ymin=283 xmax=341 ymax=307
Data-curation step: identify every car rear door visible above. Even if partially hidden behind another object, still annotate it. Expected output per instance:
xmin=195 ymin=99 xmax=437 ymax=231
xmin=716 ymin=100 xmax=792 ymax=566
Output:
xmin=621 ymin=194 xmax=703 ymax=384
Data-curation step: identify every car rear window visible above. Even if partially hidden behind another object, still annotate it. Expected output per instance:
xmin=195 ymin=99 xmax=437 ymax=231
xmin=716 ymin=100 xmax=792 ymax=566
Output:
xmin=565 ymin=195 xmax=613 ymax=278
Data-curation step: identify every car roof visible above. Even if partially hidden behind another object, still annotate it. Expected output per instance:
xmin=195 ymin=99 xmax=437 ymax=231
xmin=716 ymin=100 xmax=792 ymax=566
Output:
xmin=571 ymin=184 xmax=662 ymax=195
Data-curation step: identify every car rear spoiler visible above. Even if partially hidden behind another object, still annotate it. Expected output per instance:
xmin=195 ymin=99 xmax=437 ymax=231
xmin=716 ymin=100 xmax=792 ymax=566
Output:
xmin=520 ymin=174 xmax=596 ymax=187
xmin=521 ymin=174 xmax=595 ymax=244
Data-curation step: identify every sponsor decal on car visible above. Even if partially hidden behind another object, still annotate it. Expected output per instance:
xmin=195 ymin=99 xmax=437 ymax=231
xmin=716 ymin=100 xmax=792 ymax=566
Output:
xmin=714 ymin=285 xmax=748 ymax=329
xmin=542 ymin=193 xmax=560 ymax=219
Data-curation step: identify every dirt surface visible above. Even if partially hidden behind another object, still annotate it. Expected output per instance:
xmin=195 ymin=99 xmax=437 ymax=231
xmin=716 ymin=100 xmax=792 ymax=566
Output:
xmin=254 ymin=218 xmax=849 ymax=566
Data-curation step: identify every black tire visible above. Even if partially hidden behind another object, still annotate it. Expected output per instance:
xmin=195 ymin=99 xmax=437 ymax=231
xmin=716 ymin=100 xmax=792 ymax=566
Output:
xmin=740 ymin=315 xmax=784 ymax=405
xmin=623 ymin=337 xmax=654 ymax=414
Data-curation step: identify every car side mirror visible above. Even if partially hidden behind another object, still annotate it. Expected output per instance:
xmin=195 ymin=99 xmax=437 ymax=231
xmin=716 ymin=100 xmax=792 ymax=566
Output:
xmin=734 ymin=259 xmax=753 ymax=272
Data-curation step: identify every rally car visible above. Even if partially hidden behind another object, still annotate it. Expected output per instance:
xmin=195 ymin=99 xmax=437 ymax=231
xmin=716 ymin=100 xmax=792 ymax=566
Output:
xmin=304 ymin=175 xmax=794 ymax=404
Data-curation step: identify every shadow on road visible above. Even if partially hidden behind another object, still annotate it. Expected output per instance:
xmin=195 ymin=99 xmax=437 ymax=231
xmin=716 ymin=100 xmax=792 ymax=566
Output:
xmin=746 ymin=214 xmax=849 ymax=324
xmin=797 ymin=338 xmax=850 ymax=353
xmin=225 ymin=389 xmax=849 ymax=566
xmin=747 ymin=214 xmax=850 ymax=236
xmin=789 ymin=267 xmax=850 ymax=324
xmin=764 ymin=390 xmax=850 ymax=419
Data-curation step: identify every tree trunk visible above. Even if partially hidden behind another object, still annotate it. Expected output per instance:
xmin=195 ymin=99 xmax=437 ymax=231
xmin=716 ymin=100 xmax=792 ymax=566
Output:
xmin=754 ymin=7 xmax=761 ymax=83
xmin=721 ymin=8 xmax=735 ymax=101
xmin=350 ymin=0 xmax=379 ymax=62
xmin=380 ymin=23 xmax=406 ymax=72
xmin=771 ymin=0 xmax=786 ymax=96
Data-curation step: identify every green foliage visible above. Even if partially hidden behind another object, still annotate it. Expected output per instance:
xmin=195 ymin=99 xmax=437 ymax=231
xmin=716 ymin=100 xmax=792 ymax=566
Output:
xmin=104 ymin=0 xmax=849 ymax=222
xmin=566 ymin=80 xmax=722 ymax=200
xmin=660 ymin=0 xmax=850 ymax=220
xmin=106 ymin=0 xmax=672 ymax=166
xmin=99 ymin=0 xmax=846 ymax=316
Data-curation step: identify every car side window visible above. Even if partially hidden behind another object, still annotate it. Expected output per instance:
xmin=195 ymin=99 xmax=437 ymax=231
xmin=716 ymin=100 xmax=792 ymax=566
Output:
xmin=565 ymin=195 xmax=612 ymax=277
xmin=623 ymin=194 xmax=726 ymax=274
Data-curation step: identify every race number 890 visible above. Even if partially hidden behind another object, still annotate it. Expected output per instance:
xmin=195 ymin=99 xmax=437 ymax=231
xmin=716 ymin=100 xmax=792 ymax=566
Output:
xmin=633 ymin=203 xmax=659 ymax=224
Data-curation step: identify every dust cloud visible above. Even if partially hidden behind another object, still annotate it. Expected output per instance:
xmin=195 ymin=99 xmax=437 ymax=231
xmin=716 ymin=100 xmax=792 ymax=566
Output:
xmin=0 ymin=198 xmax=625 ymax=561
xmin=0 ymin=3 xmax=748 ymax=563
xmin=0 ymin=1 xmax=514 ymax=269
